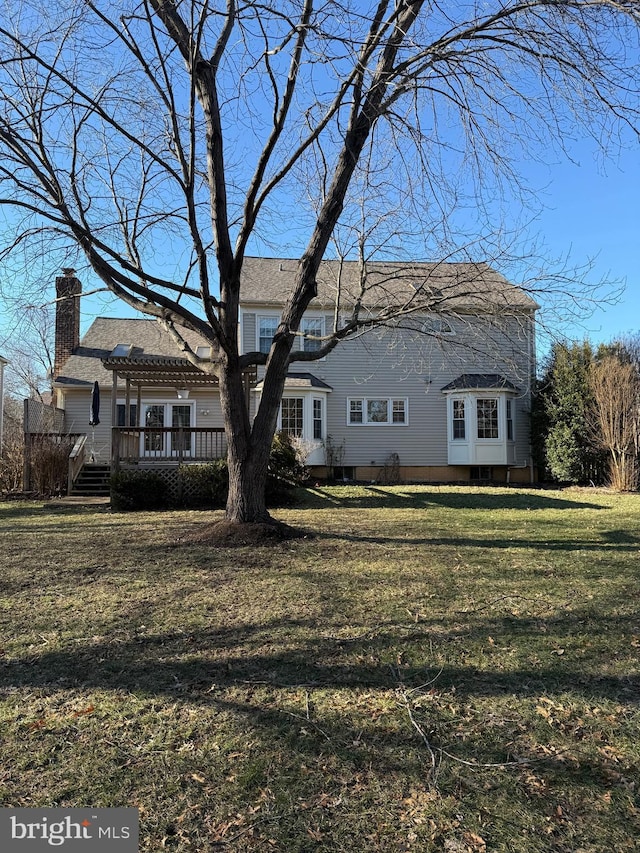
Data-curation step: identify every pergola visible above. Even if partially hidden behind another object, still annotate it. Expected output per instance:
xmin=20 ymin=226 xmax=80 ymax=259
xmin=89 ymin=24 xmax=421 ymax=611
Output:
xmin=101 ymin=355 xmax=257 ymax=469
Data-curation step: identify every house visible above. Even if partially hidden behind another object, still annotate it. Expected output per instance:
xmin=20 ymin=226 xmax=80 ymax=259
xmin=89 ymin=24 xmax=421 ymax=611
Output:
xmin=49 ymin=259 xmax=537 ymax=493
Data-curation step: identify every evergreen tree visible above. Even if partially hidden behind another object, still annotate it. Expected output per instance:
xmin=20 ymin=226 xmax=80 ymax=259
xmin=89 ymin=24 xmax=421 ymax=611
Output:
xmin=537 ymin=341 xmax=606 ymax=484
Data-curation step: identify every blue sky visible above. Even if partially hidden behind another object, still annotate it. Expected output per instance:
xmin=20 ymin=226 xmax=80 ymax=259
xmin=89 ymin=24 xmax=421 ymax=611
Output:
xmin=1 ymin=130 xmax=637 ymax=360
xmin=518 ymin=137 xmax=640 ymax=347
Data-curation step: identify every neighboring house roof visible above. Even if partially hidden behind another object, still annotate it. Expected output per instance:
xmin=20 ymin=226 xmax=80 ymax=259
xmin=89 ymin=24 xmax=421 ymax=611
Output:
xmin=55 ymin=318 xmax=211 ymax=387
xmin=441 ymin=374 xmax=520 ymax=392
xmin=240 ymin=257 xmax=538 ymax=312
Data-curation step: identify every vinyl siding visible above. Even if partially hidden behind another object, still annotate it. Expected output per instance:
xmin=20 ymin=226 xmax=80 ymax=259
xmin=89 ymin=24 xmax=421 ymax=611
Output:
xmin=283 ymin=314 xmax=531 ymax=468
xmin=62 ymin=386 xmax=225 ymax=464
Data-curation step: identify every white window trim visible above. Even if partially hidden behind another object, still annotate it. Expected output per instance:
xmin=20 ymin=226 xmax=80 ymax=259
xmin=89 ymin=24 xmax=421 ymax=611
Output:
xmin=277 ymin=393 xmax=326 ymax=442
xmin=258 ymin=314 xmax=280 ymax=354
xmin=347 ymin=397 xmax=409 ymax=426
xmin=476 ymin=397 xmax=500 ymax=441
xmin=446 ymin=391 xmax=516 ymax=443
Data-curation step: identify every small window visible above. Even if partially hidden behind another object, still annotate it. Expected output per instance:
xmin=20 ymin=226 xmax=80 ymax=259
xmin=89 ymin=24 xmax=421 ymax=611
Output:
xmin=196 ymin=345 xmax=211 ymax=359
xmin=281 ymin=398 xmax=303 ymax=437
xmin=111 ymin=343 xmax=133 ymax=357
xmin=506 ymin=399 xmax=514 ymax=441
xmin=392 ymin=400 xmax=406 ymax=424
xmin=477 ymin=398 xmax=499 ymax=439
xmin=259 ymin=317 xmax=279 ymax=354
xmin=313 ymin=398 xmax=323 ymax=440
xmin=349 ymin=400 xmax=363 ymax=424
xmin=116 ymin=404 xmax=138 ymax=427
xmin=452 ymin=399 xmax=465 ymax=439
xmin=423 ymin=316 xmax=454 ymax=335
xmin=471 ymin=466 xmax=493 ymax=481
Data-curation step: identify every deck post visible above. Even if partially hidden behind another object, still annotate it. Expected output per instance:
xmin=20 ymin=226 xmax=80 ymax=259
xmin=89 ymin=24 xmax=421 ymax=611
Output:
xmin=111 ymin=370 xmax=118 ymax=472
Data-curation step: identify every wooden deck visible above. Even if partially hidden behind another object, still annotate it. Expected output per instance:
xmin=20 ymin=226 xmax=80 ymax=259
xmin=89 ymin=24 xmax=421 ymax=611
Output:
xmin=111 ymin=426 xmax=226 ymax=469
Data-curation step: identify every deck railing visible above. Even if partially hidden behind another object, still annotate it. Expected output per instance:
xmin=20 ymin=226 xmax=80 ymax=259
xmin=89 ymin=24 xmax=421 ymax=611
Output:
xmin=112 ymin=426 xmax=227 ymax=469
xmin=67 ymin=434 xmax=87 ymax=493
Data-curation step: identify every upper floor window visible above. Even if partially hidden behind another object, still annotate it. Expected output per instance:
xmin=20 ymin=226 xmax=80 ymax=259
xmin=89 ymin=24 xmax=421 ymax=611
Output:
xmin=259 ymin=317 xmax=279 ymax=354
xmin=423 ymin=316 xmax=454 ymax=335
xmin=301 ymin=318 xmax=323 ymax=353
xmin=348 ymin=398 xmax=408 ymax=425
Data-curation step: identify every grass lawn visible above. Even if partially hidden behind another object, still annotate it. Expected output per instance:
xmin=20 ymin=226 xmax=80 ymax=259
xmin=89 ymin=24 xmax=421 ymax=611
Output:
xmin=0 ymin=485 xmax=639 ymax=852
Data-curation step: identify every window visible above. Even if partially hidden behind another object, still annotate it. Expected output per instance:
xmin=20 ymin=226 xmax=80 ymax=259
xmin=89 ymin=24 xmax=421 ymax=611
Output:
xmin=452 ymin=399 xmax=465 ymax=439
xmin=313 ymin=398 xmax=323 ymax=440
xmin=111 ymin=343 xmax=133 ymax=357
xmin=171 ymin=404 xmax=192 ymax=454
xmin=477 ymin=398 xmax=499 ymax=439
xmin=392 ymin=400 xmax=407 ymax=424
xmin=423 ymin=316 xmax=454 ymax=335
xmin=367 ymin=399 xmax=388 ymax=423
xmin=301 ymin=318 xmax=323 ymax=353
xmin=348 ymin=398 xmax=408 ymax=425
xmin=506 ymin=398 xmax=514 ymax=441
xmin=349 ymin=399 xmax=363 ymax=424
xmin=259 ymin=317 xmax=278 ymax=354
xmin=196 ymin=345 xmax=211 ymax=359
xmin=281 ymin=398 xmax=304 ymax=437
xmin=116 ymin=403 xmax=138 ymax=427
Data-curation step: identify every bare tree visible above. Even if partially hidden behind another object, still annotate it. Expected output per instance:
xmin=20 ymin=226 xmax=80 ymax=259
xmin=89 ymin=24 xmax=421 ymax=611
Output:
xmin=0 ymin=0 xmax=639 ymax=523
xmin=590 ymin=354 xmax=640 ymax=491
xmin=1 ymin=304 xmax=55 ymax=401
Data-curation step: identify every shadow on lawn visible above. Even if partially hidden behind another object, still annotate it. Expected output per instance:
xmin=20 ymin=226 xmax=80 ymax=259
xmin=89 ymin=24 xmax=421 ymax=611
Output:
xmin=311 ymin=528 xmax=640 ymax=551
xmin=299 ymin=486 xmax=608 ymax=512
xmin=2 ymin=613 xmax=637 ymax=704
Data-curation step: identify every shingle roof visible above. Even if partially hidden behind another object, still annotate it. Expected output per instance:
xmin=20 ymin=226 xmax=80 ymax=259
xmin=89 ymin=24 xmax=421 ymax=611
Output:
xmin=255 ymin=372 xmax=333 ymax=391
xmin=441 ymin=374 xmax=520 ymax=392
xmin=55 ymin=258 xmax=536 ymax=386
xmin=240 ymin=257 xmax=538 ymax=311
xmin=55 ymin=318 xmax=211 ymax=387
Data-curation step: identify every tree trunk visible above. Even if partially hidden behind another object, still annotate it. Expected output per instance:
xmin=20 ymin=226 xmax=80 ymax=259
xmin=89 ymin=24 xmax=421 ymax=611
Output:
xmin=218 ymin=353 xmax=280 ymax=524
xmin=225 ymin=449 xmax=270 ymax=523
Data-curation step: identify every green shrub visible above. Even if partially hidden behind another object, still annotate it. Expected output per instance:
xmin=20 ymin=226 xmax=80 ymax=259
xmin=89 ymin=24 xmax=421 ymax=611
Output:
xmin=180 ymin=460 xmax=228 ymax=508
xmin=266 ymin=431 xmax=307 ymax=505
xmin=110 ymin=469 xmax=168 ymax=511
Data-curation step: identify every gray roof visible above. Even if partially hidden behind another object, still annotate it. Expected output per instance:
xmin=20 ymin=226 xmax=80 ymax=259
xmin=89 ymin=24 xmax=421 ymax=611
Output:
xmin=441 ymin=374 xmax=520 ymax=392
xmin=55 ymin=318 xmax=211 ymax=387
xmin=255 ymin=372 xmax=333 ymax=391
xmin=240 ymin=257 xmax=538 ymax=311
xmin=55 ymin=258 xmax=536 ymax=386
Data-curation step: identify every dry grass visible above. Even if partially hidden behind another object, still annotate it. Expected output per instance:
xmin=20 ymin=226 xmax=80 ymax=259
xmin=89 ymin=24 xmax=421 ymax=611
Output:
xmin=1 ymin=485 xmax=639 ymax=851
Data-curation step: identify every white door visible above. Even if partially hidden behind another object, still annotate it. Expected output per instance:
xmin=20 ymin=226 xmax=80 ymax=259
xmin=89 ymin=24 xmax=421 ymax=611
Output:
xmin=142 ymin=403 xmax=193 ymax=457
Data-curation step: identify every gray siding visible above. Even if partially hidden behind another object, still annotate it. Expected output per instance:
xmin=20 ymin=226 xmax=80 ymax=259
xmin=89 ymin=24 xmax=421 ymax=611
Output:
xmin=317 ymin=316 xmax=533 ymax=468
xmin=62 ymin=386 xmax=225 ymax=464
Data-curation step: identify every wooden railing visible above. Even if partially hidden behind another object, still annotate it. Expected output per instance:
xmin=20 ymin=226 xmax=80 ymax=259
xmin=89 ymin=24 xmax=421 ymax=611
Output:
xmin=111 ymin=427 xmax=227 ymax=470
xmin=67 ymin=434 xmax=88 ymax=493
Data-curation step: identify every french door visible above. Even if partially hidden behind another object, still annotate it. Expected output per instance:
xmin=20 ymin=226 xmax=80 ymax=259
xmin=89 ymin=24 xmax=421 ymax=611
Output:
xmin=142 ymin=403 xmax=193 ymax=457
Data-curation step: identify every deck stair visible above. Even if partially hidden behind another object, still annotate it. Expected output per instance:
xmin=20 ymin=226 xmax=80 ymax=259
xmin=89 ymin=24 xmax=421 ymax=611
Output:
xmin=70 ymin=464 xmax=111 ymax=497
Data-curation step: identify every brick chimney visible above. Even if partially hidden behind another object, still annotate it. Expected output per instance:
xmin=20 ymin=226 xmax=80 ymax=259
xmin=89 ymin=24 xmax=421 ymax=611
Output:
xmin=54 ymin=268 xmax=81 ymax=378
